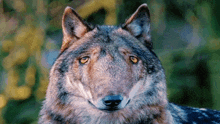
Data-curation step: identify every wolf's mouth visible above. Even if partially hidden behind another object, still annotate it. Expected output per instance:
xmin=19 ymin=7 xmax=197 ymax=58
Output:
xmin=88 ymin=99 xmax=131 ymax=112
xmin=101 ymin=107 xmax=120 ymax=112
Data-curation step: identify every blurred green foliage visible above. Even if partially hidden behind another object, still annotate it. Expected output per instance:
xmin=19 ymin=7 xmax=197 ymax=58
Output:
xmin=0 ymin=0 xmax=220 ymax=123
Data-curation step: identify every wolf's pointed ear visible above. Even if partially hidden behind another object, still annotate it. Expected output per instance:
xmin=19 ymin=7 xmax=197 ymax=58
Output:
xmin=61 ymin=6 xmax=92 ymax=52
xmin=122 ymin=4 xmax=152 ymax=49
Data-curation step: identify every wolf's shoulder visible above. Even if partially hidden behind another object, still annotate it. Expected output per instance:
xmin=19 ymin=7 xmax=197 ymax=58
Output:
xmin=169 ymin=103 xmax=220 ymax=124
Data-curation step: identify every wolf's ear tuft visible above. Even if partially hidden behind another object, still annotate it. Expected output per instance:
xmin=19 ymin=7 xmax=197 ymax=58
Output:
xmin=61 ymin=6 xmax=92 ymax=52
xmin=122 ymin=4 xmax=152 ymax=49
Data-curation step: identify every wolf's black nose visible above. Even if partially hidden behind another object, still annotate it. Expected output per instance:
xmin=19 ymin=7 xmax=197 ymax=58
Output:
xmin=102 ymin=95 xmax=123 ymax=107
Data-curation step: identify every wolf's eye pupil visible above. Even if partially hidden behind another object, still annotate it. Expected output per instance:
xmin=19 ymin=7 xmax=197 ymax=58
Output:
xmin=130 ymin=56 xmax=138 ymax=64
xmin=80 ymin=56 xmax=89 ymax=64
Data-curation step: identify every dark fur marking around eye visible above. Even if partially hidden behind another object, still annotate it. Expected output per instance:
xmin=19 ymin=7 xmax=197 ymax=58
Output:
xmin=100 ymin=49 xmax=106 ymax=56
xmin=57 ymin=80 xmax=68 ymax=104
xmin=59 ymin=59 xmax=69 ymax=74
xmin=49 ymin=110 xmax=65 ymax=123
xmin=147 ymin=65 xmax=155 ymax=74
xmin=146 ymin=90 xmax=154 ymax=96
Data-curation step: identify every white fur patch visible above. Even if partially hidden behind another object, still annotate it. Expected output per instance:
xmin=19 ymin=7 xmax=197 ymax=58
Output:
xmin=66 ymin=76 xmax=92 ymax=99
xmin=128 ymin=80 xmax=142 ymax=99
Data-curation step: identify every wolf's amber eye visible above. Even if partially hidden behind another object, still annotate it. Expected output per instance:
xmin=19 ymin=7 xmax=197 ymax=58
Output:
xmin=130 ymin=56 xmax=138 ymax=64
xmin=79 ymin=56 xmax=89 ymax=64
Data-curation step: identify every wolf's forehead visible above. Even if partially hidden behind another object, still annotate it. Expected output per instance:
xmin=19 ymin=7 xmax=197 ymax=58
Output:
xmin=96 ymin=25 xmax=118 ymax=32
xmin=93 ymin=26 xmax=133 ymax=45
xmin=67 ymin=26 xmax=149 ymax=58
xmin=84 ymin=26 xmax=146 ymax=54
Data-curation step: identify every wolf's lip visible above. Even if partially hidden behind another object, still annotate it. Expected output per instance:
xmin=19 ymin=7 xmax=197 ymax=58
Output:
xmin=101 ymin=108 xmax=120 ymax=113
xmin=88 ymin=100 xmax=121 ymax=112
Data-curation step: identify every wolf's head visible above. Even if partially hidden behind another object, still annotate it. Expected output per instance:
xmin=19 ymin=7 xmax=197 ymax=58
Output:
xmin=44 ymin=4 xmax=168 ymax=123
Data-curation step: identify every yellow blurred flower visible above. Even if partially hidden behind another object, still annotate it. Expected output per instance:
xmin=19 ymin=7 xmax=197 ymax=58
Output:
xmin=100 ymin=0 xmax=116 ymax=9
xmin=105 ymin=11 xmax=116 ymax=25
xmin=2 ymin=55 xmax=14 ymax=70
xmin=13 ymin=0 xmax=26 ymax=12
xmin=7 ymin=69 xmax=19 ymax=86
xmin=2 ymin=47 xmax=29 ymax=69
xmin=0 ymin=94 xmax=7 ymax=108
xmin=14 ymin=47 xmax=29 ymax=65
xmin=5 ymin=85 xmax=32 ymax=100
xmin=14 ymin=26 xmax=44 ymax=55
xmin=76 ymin=0 xmax=116 ymax=25
xmin=2 ymin=40 xmax=14 ymax=53
xmin=36 ymin=0 xmax=47 ymax=15
xmin=15 ymin=26 xmax=33 ymax=46
xmin=17 ymin=86 xmax=32 ymax=100
xmin=25 ymin=65 xmax=36 ymax=87
xmin=29 ymin=28 xmax=44 ymax=54
xmin=5 ymin=85 xmax=17 ymax=99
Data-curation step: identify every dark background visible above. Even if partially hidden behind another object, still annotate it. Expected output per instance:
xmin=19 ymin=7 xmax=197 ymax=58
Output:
xmin=0 ymin=0 xmax=220 ymax=123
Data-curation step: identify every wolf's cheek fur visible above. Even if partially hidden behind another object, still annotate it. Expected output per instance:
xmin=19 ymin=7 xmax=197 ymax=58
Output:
xmin=68 ymin=53 xmax=166 ymax=114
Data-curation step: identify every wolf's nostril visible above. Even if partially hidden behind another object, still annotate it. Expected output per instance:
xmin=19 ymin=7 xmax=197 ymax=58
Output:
xmin=102 ymin=95 xmax=123 ymax=107
xmin=104 ymin=100 xmax=121 ymax=106
xmin=104 ymin=101 xmax=112 ymax=106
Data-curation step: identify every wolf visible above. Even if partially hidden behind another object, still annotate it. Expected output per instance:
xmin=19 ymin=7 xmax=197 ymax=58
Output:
xmin=39 ymin=3 xmax=220 ymax=124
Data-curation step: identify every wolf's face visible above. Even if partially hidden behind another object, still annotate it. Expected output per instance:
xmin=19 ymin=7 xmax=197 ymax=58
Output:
xmin=43 ymin=4 xmax=168 ymax=123
xmin=61 ymin=26 xmax=161 ymax=111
